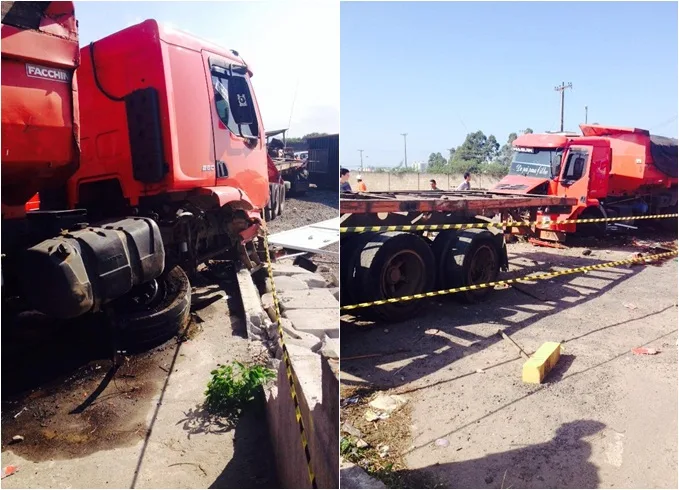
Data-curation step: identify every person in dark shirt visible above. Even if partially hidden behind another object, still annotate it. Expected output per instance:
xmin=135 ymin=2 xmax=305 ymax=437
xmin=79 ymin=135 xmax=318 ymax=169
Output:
xmin=340 ymin=168 xmax=352 ymax=192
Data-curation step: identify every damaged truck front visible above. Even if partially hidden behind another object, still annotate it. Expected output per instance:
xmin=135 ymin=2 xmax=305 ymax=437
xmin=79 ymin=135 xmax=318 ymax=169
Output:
xmin=1 ymin=3 xmax=269 ymax=349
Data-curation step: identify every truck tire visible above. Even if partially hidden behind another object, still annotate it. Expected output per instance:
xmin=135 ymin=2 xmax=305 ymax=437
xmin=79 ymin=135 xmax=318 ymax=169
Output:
xmin=449 ymin=228 xmax=502 ymax=303
xmin=110 ymin=266 xmax=191 ymax=352
xmin=358 ymin=232 xmax=435 ymax=321
xmin=575 ymin=206 xmax=607 ymax=237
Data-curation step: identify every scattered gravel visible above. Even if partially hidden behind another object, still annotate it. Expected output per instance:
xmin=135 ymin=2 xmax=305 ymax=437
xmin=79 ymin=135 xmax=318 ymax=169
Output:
xmin=267 ymin=187 xmax=338 ymax=284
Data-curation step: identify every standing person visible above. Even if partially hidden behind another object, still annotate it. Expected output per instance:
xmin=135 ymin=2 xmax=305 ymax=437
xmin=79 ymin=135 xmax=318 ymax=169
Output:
xmin=340 ymin=168 xmax=352 ymax=192
xmin=429 ymin=179 xmax=439 ymax=190
xmin=456 ymin=171 xmax=471 ymax=190
xmin=356 ymin=176 xmax=367 ymax=192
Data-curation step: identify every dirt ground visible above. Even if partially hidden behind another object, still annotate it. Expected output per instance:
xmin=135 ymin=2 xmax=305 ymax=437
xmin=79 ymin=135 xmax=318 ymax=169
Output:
xmin=1 ymin=268 xmax=277 ymax=489
xmin=267 ymin=186 xmax=339 ymax=283
xmin=341 ymin=232 xmax=678 ymax=489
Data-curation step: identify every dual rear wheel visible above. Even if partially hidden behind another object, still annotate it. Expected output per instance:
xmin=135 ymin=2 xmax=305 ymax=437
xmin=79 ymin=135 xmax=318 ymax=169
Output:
xmin=341 ymin=228 xmax=505 ymax=322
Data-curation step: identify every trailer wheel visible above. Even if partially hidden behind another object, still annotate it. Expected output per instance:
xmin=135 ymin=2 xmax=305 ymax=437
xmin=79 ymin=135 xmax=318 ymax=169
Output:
xmin=358 ymin=232 xmax=435 ymax=321
xmin=110 ymin=266 xmax=191 ymax=352
xmin=449 ymin=229 xmax=502 ymax=303
xmin=340 ymin=232 xmax=376 ymax=308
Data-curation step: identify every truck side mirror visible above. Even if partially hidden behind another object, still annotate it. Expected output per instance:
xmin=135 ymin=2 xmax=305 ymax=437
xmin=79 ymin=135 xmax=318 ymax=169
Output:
xmin=228 ymin=76 xmax=255 ymax=126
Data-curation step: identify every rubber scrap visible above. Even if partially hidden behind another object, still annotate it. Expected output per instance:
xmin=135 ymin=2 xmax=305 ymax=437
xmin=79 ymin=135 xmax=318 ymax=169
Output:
xmin=522 ymin=342 xmax=561 ymax=384
xmin=2 ymin=465 xmax=17 ymax=479
xmin=631 ymin=347 xmax=659 ymax=356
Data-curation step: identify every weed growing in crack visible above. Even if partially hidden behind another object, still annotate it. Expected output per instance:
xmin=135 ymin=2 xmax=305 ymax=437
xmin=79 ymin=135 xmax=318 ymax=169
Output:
xmin=205 ymin=361 xmax=275 ymax=416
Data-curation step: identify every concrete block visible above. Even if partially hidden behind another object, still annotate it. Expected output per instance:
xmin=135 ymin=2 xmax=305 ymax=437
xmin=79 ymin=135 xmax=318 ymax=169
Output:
xmin=292 ymin=273 xmax=328 ymax=288
xmin=266 ymin=275 xmax=310 ymax=293
xmin=522 ymin=341 xmax=561 ymax=384
xmin=329 ymin=287 xmax=340 ymax=301
xmin=262 ymin=292 xmax=284 ymax=322
xmin=285 ymin=308 xmax=339 ymax=340
xmin=320 ymin=335 xmax=339 ymax=360
xmin=271 ymin=263 xmax=311 ymax=277
xmin=280 ymin=288 xmax=338 ymax=310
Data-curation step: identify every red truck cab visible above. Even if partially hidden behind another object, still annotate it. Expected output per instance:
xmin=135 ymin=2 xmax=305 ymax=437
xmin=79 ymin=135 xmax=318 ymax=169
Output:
xmin=493 ymin=125 xmax=678 ymax=239
xmin=72 ymin=20 xmax=268 ymax=219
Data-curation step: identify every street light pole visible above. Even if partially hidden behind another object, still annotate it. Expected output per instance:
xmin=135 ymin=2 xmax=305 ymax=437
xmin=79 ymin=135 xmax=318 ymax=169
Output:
xmin=401 ymin=133 xmax=408 ymax=168
xmin=358 ymin=149 xmax=364 ymax=171
xmin=554 ymin=81 xmax=572 ymax=132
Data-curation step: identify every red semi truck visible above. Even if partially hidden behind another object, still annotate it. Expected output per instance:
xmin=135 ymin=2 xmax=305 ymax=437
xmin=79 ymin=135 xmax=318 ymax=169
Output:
xmin=492 ymin=124 xmax=678 ymax=240
xmin=1 ymin=3 xmax=271 ymax=348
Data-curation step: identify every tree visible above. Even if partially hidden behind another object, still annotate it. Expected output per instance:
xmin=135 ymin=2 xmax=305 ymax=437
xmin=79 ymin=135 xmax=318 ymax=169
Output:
xmin=523 ymin=128 xmax=534 ymax=134
xmin=427 ymin=152 xmax=448 ymax=172
xmin=497 ymin=132 xmax=518 ymax=167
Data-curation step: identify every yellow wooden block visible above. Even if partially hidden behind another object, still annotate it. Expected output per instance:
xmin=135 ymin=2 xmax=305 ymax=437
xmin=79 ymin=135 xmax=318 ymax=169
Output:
xmin=522 ymin=342 xmax=561 ymax=384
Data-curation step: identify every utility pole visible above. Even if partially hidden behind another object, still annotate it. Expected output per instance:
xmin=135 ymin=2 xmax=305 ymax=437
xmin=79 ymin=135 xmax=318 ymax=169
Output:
xmin=401 ymin=133 xmax=408 ymax=168
xmin=585 ymin=105 xmax=588 ymax=124
xmin=358 ymin=149 xmax=364 ymax=171
xmin=554 ymin=81 xmax=572 ymax=132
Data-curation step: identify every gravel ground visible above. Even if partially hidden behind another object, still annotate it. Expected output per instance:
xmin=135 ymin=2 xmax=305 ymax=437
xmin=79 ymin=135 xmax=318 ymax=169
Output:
xmin=267 ymin=187 xmax=339 ymax=284
xmin=341 ymin=233 xmax=678 ymax=488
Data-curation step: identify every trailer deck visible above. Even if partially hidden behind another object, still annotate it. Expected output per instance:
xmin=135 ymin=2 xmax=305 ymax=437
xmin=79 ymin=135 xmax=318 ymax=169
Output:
xmin=341 ymin=190 xmax=574 ymax=214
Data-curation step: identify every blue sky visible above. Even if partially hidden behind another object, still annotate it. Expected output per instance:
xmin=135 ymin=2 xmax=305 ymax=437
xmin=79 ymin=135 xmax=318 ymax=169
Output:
xmin=340 ymin=1 xmax=678 ymax=170
xmin=74 ymin=1 xmax=339 ymax=136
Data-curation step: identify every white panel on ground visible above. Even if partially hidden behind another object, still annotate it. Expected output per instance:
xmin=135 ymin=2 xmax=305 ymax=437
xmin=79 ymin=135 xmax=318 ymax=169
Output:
xmin=268 ymin=217 xmax=340 ymax=254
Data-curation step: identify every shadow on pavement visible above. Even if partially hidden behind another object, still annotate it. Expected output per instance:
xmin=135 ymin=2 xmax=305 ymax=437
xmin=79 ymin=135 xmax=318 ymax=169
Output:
xmin=341 ymin=250 xmax=648 ymax=391
xmin=397 ymin=419 xmax=606 ymax=489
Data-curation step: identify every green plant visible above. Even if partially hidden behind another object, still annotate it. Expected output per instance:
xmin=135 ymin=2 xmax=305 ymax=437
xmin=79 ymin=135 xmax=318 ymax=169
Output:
xmin=205 ymin=361 xmax=275 ymax=415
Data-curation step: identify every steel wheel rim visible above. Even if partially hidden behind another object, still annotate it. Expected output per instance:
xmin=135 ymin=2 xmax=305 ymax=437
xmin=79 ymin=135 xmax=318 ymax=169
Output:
xmin=379 ymin=249 xmax=426 ymax=300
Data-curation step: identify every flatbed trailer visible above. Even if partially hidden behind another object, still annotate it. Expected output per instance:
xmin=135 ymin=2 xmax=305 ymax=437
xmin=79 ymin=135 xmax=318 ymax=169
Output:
xmin=340 ymin=190 xmax=576 ymax=321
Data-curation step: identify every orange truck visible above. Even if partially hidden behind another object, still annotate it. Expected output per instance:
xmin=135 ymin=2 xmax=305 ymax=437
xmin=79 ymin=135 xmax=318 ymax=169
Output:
xmin=1 ymin=3 xmax=271 ymax=346
xmin=492 ymin=124 xmax=678 ymax=240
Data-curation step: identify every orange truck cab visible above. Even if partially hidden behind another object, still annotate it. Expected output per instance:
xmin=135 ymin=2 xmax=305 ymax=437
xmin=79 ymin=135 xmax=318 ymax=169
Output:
xmin=1 ymin=3 xmax=270 ymax=320
xmin=492 ymin=125 xmax=678 ymax=240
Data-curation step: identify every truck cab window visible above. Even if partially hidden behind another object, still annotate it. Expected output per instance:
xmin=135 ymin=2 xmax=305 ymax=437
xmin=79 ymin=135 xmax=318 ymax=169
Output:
xmin=211 ymin=65 xmax=259 ymax=139
xmin=562 ymin=150 xmax=588 ymax=181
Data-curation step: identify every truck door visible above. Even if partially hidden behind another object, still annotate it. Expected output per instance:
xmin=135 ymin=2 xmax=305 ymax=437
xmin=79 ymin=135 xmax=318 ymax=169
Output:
xmin=558 ymin=146 xmax=591 ymax=205
xmin=201 ymin=51 xmax=269 ymax=209
xmin=586 ymin=142 xmax=611 ymax=200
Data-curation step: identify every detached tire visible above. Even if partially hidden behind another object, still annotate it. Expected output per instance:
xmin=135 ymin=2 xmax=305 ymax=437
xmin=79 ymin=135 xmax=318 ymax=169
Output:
xmin=358 ymin=232 xmax=435 ymax=322
xmin=112 ymin=266 xmax=191 ymax=352
xmin=449 ymin=228 xmax=502 ymax=303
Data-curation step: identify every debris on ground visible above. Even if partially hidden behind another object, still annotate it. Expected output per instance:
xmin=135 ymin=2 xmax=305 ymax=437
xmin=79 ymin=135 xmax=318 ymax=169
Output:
xmin=2 ymin=466 xmax=18 ymax=479
xmin=624 ymin=303 xmax=638 ymax=310
xmin=368 ymin=393 xmax=407 ymax=414
xmin=342 ymin=422 xmax=363 ymax=438
xmin=435 ymin=438 xmax=450 ymax=448
xmin=356 ymin=438 xmax=369 ymax=449
xmin=632 ymin=347 xmax=660 ymax=356
xmin=10 ymin=435 xmax=24 ymax=444
xmin=528 ymin=238 xmax=568 ymax=249
xmin=377 ymin=444 xmax=390 ymax=458
xmin=341 ymin=396 xmax=360 ymax=407
xmin=582 ymin=249 xmax=593 ymax=256
xmin=365 ymin=409 xmax=389 ymax=422
xmin=476 ymin=368 xmax=486 ymax=374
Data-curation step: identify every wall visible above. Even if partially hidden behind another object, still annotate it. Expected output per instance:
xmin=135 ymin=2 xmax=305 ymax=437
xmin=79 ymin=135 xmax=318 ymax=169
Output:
xmin=356 ymin=172 xmax=502 ymax=192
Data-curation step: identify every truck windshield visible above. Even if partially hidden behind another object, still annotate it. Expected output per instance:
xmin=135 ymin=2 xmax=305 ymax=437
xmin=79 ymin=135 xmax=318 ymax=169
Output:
xmin=509 ymin=148 xmax=563 ymax=179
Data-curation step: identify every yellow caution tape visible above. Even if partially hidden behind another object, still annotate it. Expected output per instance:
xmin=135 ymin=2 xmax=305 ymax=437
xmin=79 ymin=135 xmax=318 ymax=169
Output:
xmin=340 ymin=213 xmax=678 ymax=233
xmin=262 ymin=224 xmax=317 ymax=488
xmin=341 ymin=250 xmax=678 ymax=311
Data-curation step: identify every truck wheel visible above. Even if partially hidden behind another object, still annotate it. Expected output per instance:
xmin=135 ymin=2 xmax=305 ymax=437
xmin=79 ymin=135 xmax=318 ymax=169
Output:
xmin=576 ymin=206 xmax=607 ymax=237
xmin=358 ymin=232 xmax=435 ymax=321
xmin=449 ymin=229 xmax=501 ymax=303
xmin=110 ymin=266 xmax=191 ymax=352
xmin=431 ymin=230 xmax=459 ymax=289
